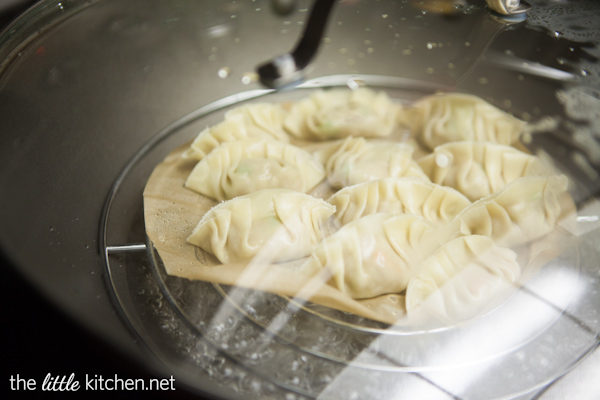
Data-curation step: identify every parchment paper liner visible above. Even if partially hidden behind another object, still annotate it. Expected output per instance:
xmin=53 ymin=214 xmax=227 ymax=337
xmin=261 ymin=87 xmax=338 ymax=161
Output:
xmin=143 ymin=141 xmax=577 ymax=326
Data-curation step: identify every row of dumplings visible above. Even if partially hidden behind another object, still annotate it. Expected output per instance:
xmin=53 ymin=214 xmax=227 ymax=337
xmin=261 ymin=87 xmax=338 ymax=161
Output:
xmin=181 ymin=88 xmax=570 ymax=320
xmin=183 ymin=88 xmax=530 ymax=202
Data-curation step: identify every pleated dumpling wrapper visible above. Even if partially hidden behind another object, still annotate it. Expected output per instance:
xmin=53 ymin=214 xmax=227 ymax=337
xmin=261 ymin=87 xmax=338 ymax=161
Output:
xmin=300 ymin=213 xmax=445 ymax=299
xmin=446 ymin=175 xmax=570 ymax=248
xmin=183 ymin=102 xmax=289 ymax=160
xmin=185 ymin=139 xmax=326 ymax=201
xmin=418 ymin=141 xmax=546 ymax=201
xmin=187 ymin=189 xmax=336 ymax=264
xmin=328 ymin=177 xmax=471 ymax=226
xmin=315 ymin=136 xmax=430 ymax=189
xmin=283 ymin=88 xmax=400 ymax=140
xmin=399 ymin=92 xmax=526 ymax=151
xmin=406 ymin=235 xmax=520 ymax=322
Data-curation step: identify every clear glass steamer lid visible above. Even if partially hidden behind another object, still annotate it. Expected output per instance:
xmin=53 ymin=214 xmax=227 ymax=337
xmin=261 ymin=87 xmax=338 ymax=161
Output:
xmin=131 ymin=1 xmax=600 ymax=397
xmin=113 ymin=1 xmax=600 ymax=399
xmin=2 ymin=0 xmax=596 ymax=399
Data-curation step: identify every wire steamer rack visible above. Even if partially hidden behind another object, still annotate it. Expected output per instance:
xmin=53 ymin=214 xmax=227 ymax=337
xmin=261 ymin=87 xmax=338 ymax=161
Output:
xmin=100 ymin=77 xmax=600 ymax=400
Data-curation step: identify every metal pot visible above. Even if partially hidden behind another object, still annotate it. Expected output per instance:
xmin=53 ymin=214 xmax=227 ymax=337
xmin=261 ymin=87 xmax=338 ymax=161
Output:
xmin=1 ymin=0 xmax=599 ymax=399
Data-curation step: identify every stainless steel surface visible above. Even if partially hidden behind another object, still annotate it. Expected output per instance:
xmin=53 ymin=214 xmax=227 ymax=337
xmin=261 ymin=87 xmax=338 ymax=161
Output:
xmin=1 ymin=0 xmax=600 ymax=398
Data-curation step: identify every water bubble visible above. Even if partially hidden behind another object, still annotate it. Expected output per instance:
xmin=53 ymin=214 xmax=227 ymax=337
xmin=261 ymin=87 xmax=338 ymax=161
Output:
xmin=426 ymin=42 xmax=436 ymax=49
xmin=426 ymin=67 xmax=434 ymax=75
xmin=382 ymin=14 xmax=389 ymax=19
xmin=402 ymin=49 xmax=412 ymax=55
xmin=447 ymin=62 xmax=455 ymax=69
xmin=241 ymin=72 xmax=258 ymax=85
xmin=557 ymin=57 xmax=567 ymax=65
xmin=218 ymin=67 xmax=230 ymax=78
xmin=435 ymin=153 xmax=450 ymax=168
xmin=464 ymin=41 xmax=471 ymax=47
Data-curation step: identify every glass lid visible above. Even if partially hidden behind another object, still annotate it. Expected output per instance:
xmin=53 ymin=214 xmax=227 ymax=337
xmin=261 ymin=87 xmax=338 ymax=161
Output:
xmin=1 ymin=0 xmax=599 ymax=399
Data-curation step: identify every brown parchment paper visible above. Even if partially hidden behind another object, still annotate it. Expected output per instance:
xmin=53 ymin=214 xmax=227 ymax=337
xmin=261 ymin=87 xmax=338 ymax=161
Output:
xmin=143 ymin=139 xmax=578 ymax=326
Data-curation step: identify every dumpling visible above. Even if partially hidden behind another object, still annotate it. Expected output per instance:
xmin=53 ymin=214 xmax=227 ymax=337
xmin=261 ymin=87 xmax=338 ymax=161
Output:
xmin=301 ymin=213 xmax=442 ymax=299
xmin=446 ymin=175 xmax=570 ymax=248
xmin=327 ymin=177 xmax=471 ymax=226
xmin=418 ymin=141 xmax=546 ymax=201
xmin=406 ymin=235 xmax=520 ymax=321
xmin=283 ymin=88 xmax=400 ymax=141
xmin=315 ymin=137 xmax=430 ymax=189
xmin=187 ymin=189 xmax=336 ymax=264
xmin=398 ymin=93 xmax=526 ymax=150
xmin=185 ymin=139 xmax=326 ymax=201
xmin=183 ymin=103 xmax=289 ymax=160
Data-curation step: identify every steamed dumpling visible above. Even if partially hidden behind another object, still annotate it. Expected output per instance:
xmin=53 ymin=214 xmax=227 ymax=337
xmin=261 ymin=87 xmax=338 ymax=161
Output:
xmin=418 ymin=141 xmax=546 ymax=201
xmin=406 ymin=235 xmax=520 ymax=321
xmin=185 ymin=139 xmax=326 ymax=201
xmin=183 ymin=103 xmax=289 ymax=160
xmin=446 ymin=175 xmax=570 ymax=247
xmin=328 ymin=177 xmax=471 ymax=226
xmin=301 ymin=213 xmax=442 ymax=299
xmin=399 ymin=93 xmax=525 ymax=150
xmin=315 ymin=137 xmax=430 ymax=189
xmin=187 ymin=189 xmax=336 ymax=264
xmin=283 ymin=88 xmax=400 ymax=140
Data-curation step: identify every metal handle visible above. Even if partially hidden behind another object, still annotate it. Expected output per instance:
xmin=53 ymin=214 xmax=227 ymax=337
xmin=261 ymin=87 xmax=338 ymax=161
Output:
xmin=257 ymin=0 xmax=337 ymax=89
xmin=486 ymin=0 xmax=531 ymax=16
